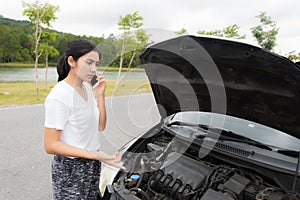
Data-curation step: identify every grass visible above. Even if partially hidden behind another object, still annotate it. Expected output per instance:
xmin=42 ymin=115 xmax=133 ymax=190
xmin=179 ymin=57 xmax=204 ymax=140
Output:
xmin=0 ymin=79 xmax=152 ymax=107
xmin=0 ymin=63 xmax=51 ymax=68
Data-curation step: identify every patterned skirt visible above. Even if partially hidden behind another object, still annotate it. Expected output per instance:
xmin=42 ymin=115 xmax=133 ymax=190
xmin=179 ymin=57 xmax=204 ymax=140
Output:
xmin=51 ymin=155 xmax=102 ymax=200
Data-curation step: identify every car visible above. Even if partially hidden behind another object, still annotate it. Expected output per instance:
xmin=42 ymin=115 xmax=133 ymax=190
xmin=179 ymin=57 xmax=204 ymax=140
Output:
xmin=100 ymin=35 xmax=300 ymax=200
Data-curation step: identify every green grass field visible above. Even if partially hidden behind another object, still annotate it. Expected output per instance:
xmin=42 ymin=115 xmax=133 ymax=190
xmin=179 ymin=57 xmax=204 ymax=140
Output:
xmin=0 ymin=79 xmax=152 ymax=107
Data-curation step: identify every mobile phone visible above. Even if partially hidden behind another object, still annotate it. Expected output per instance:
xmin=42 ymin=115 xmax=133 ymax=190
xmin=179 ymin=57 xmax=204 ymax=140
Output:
xmin=91 ymin=75 xmax=99 ymax=88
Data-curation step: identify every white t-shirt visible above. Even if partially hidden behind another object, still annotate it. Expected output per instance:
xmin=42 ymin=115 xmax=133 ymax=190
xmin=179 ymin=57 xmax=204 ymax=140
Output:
xmin=44 ymin=81 xmax=101 ymax=151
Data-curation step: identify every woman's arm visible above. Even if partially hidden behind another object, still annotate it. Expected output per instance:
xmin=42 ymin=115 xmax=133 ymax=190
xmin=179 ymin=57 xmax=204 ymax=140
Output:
xmin=96 ymin=94 xmax=107 ymax=131
xmin=44 ymin=127 xmax=96 ymax=159
xmin=44 ymin=128 xmax=124 ymax=169
xmin=94 ymin=73 xmax=107 ymax=131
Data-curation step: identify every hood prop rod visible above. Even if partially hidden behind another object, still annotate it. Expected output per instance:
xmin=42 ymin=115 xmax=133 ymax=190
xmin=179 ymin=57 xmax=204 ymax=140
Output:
xmin=292 ymin=149 xmax=300 ymax=194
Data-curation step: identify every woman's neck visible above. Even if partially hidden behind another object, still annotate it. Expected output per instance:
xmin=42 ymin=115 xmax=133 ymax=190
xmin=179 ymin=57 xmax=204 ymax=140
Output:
xmin=64 ymin=74 xmax=83 ymax=88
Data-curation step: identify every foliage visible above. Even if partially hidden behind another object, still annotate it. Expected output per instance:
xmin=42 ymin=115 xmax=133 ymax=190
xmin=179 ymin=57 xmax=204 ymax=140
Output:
xmin=22 ymin=1 xmax=59 ymax=27
xmin=38 ymin=31 xmax=59 ymax=62
xmin=97 ymin=34 xmax=118 ymax=67
xmin=22 ymin=0 xmax=60 ymax=98
xmin=0 ymin=17 xmax=34 ymax=62
xmin=117 ymin=11 xmax=144 ymax=66
xmin=118 ymin=11 xmax=143 ymax=31
xmin=2 ymin=11 xmax=296 ymax=68
xmin=0 ymin=16 xmax=106 ymax=65
xmin=198 ymin=24 xmax=246 ymax=39
xmin=286 ymin=51 xmax=300 ymax=62
xmin=0 ymin=15 xmax=149 ymax=70
xmin=222 ymin=24 xmax=246 ymax=39
xmin=175 ymin=28 xmax=188 ymax=35
xmin=115 ymin=11 xmax=145 ymax=91
xmin=120 ymin=28 xmax=150 ymax=86
xmin=250 ymin=11 xmax=279 ymax=51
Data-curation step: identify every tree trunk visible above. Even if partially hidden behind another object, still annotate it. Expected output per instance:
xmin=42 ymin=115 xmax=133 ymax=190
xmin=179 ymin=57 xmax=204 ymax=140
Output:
xmin=34 ymin=22 xmax=40 ymax=99
xmin=34 ymin=53 xmax=39 ymax=99
xmin=45 ymin=53 xmax=48 ymax=89
xmin=121 ymin=50 xmax=136 ymax=87
xmin=113 ymin=31 xmax=126 ymax=93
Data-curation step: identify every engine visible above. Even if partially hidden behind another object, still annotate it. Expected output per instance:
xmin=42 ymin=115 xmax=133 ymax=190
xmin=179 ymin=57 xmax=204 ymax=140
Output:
xmin=110 ymin=138 xmax=300 ymax=200
xmin=149 ymin=152 xmax=211 ymax=199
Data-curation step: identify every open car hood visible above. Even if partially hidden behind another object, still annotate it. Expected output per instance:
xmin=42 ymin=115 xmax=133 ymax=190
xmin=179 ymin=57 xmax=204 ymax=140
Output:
xmin=140 ymin=35 xmax=300 ymax=138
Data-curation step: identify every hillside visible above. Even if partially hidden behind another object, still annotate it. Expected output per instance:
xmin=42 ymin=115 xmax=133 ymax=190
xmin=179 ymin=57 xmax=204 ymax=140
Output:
xmin=0 ymin=16 xmax=149 ymax=68
xmin=0 ymin=16 xmax=105 ymax=64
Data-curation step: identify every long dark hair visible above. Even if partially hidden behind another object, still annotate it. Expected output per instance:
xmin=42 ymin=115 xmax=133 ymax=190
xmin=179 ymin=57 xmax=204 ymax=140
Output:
xmin=57 ymin=39 xmax=101 ymax=81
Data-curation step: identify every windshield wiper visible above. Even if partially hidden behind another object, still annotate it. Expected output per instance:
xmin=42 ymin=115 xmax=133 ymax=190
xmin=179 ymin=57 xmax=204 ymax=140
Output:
xmin=166 ymin=121 xmax=273 ymax=151
xmin=277 ymin=149 xmax=300 ymax=158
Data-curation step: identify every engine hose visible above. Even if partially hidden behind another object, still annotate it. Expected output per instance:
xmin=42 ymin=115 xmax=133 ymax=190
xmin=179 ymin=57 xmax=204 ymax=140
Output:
xmin=129 ymin=187 xmax=150 ymax=200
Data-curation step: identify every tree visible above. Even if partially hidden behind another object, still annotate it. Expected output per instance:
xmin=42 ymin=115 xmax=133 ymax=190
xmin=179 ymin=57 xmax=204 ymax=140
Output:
xmin=175 ymin=28 xmax=188 ymax=35
xmin=222 ymin=24 xmax=246 ymax=39
xmin=250 ymin=11 xmax=279 ymax=51
xmin=22 ymin=0 xmax=59 ymax=98
xmin=0 ymin=25 xmax=22 ymax=62
xmin=114 ymin=11 xmax=143 ymax=92
xmin=286 ymin=51 xmax=300 ymax=62
xmin=39 ymin=31 xmax=59 ymax=88
xmin=197 ymin=24 xmax=246 ymax=39
xmin=121 ymin=28 xmax=150 ymax=86
xmin=98 ymin=34 xmax=118 ymax=67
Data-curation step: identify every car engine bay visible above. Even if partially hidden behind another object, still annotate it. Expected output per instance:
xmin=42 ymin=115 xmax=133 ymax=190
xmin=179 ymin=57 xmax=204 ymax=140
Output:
xmin=108 ymin=129 xmax=300 ymax=200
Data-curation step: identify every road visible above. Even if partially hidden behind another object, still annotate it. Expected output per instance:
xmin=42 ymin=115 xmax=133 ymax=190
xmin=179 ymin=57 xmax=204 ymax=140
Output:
xmin=0 ymin=94 xmax=160 ymax=200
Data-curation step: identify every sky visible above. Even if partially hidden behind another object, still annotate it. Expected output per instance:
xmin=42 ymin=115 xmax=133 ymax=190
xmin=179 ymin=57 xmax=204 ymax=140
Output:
xmin=1 ymin=0 xmax=300 ymax=55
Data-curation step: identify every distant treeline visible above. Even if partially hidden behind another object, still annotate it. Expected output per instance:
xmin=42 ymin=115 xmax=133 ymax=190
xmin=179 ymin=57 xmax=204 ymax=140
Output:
xmin=0 ymin=16 xmax=143 ymax=68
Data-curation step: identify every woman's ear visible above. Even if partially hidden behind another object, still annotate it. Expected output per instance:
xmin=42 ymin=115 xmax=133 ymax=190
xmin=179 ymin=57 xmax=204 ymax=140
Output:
xmin=67 ymin=56 xmax=75 ymax=68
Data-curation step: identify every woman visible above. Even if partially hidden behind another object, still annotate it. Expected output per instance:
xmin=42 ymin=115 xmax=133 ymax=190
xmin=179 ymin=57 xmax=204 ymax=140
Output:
xmin=44 ymin=39 xmax=125 ymax=199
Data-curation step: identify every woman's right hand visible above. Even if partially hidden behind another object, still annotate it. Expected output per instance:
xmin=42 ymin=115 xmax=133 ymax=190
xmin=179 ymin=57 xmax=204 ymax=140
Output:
xmin=90 ymin=151 xmax=126 ymax=170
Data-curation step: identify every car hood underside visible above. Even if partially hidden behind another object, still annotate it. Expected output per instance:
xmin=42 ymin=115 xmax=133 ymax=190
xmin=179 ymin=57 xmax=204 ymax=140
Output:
xmin=140 ymin=35 xmax=300 ymax=139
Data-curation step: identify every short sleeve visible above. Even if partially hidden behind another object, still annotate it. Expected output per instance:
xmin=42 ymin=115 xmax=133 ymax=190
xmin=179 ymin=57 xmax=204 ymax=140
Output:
xmin=44 ymin=98 xmax=70 ymax=130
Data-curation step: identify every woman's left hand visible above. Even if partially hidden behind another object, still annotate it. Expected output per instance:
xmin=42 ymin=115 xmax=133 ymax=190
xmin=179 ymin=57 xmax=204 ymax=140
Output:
xmin=90 ymin=151 xmax=126 ymax=170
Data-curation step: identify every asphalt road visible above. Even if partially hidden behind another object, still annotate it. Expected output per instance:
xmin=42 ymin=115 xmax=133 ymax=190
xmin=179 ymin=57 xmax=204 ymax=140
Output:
xmin=0 ymin=94 xmax=160 ymax=200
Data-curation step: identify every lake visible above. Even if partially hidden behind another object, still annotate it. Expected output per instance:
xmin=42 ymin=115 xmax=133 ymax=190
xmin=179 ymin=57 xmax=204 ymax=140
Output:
xmin=0 ymin=67 xmax=148 ymax=82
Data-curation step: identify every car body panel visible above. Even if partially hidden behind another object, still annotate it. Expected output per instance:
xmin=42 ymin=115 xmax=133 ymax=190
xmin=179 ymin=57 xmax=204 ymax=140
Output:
xmin=140 ymin=35 xmax=300 ymax=138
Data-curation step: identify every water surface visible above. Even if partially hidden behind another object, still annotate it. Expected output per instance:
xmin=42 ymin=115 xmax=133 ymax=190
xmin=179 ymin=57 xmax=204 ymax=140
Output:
xmin=0 ymin=67 xmax=147 ymax=82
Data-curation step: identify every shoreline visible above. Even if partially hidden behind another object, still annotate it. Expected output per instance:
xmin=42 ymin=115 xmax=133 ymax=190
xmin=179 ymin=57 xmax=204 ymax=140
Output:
xmin=0 ymin=63 xmax=145 ymax=72
xmin=0 ymin=80 xmax=152 ymax=106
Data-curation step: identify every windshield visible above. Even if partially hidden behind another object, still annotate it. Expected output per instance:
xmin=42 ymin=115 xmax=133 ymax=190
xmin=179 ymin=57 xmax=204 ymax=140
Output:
xmin=165 ymin=111 xmax=300 ymax=152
